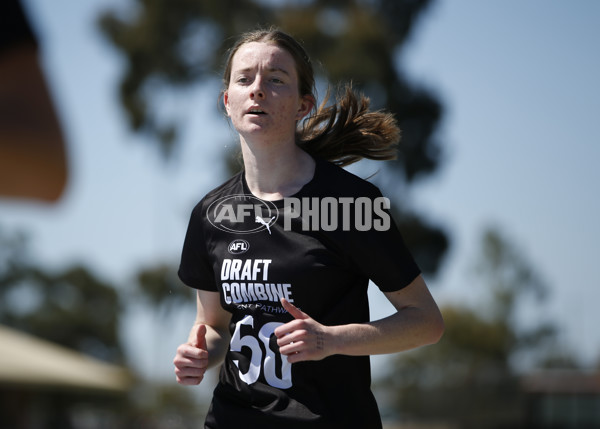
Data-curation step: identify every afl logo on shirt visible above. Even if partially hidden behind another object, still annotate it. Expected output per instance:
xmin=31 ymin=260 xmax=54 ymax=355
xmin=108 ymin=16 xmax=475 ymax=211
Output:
xmin=207 ymin=194 xmax=279 ymax=234
xmin=228 ymin=239 xmax=249 ymax=254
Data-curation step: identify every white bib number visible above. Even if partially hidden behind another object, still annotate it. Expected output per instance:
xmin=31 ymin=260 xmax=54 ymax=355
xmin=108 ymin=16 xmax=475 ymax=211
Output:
xmin=230 ymin=315 xmax=292 ymax=389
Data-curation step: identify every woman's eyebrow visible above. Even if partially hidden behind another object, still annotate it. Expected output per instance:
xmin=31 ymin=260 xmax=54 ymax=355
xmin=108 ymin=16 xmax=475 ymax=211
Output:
xmin=234 ymin=66 xmax=290 ymax=76
xmin=268 ymin=67 xmax=290 ymax=76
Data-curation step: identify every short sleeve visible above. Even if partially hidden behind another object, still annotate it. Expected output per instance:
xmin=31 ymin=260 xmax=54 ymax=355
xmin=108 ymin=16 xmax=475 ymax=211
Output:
xmin=343 ymin=187 xmax=421 ymax=293
xmin=178 ymin=204 xmax=217 ymax=291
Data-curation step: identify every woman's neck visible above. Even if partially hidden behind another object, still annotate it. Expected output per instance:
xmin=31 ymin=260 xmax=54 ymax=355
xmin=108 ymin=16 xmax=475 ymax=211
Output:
xmin=241 ymin=138 xmax=315 ymax=200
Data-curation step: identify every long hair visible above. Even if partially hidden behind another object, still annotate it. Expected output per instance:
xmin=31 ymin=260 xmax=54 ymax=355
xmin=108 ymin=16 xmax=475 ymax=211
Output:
xmin=222 ymin=28 xmax=399 ymax=167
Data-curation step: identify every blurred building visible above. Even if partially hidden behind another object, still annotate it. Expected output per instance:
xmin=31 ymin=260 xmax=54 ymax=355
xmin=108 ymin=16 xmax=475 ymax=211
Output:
xmin=522 ymin=369 xmax=600 ymax=428
xmin=0 ymin=324 xmax=132 ymax=428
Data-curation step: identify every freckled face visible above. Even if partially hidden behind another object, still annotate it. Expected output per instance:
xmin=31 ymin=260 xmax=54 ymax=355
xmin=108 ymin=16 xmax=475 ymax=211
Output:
xmin=224 ymin=42 xmax=312 ymax=145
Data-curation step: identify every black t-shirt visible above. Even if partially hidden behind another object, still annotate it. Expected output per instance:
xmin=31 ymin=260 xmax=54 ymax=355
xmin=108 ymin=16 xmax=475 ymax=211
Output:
xmin=179 ymin=158 xmax=420 ymax=429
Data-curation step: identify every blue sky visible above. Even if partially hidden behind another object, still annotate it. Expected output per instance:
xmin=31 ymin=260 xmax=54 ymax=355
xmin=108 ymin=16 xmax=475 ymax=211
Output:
xmin=2 ymin=0 xmax=599 ymax=379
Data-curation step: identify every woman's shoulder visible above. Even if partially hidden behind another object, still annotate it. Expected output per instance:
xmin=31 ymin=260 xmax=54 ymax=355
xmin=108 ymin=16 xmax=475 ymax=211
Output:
xmin=190 ymin=170 xmax=245 ymax=214
xmin=312 ymin=158 xmax=382 ymax=197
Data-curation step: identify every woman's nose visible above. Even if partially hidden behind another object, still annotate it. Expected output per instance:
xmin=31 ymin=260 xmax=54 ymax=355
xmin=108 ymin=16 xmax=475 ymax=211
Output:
xmin=250 ymin=79 xmax=265 ymax=99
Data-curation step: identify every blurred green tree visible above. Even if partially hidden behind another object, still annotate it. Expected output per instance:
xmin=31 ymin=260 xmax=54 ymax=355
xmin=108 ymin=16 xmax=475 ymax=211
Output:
xmin=97 ymin=0 xmax=449 ymax=279
xmin=135 ymin=262 xmax=194 ymax=315
xmin=380 ymin=228 xmax=562 ymax=428
xmin=0 ymin=227 xmax=124 ymax=364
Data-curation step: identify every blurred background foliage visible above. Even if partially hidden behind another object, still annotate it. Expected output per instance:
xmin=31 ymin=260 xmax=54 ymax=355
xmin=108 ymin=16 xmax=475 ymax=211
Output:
xmin=0 ymin=227 xmax=124 ymax=364
xmin=380 ymin=228 xmax=575 ymax=428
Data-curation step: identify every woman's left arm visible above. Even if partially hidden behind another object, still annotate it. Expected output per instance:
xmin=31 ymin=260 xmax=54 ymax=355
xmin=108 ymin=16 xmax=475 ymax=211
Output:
xmin=275 ymin=275 xmax=444 ymax=363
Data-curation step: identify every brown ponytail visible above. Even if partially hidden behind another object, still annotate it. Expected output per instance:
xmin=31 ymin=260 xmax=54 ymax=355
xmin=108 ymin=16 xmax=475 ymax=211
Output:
xmin=298 ymin=84 xmax=399 ymax=167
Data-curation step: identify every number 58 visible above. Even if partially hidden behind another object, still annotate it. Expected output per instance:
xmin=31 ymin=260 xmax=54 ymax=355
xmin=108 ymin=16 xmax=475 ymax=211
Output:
xmin=230 ymin=315 xmax=292 ymax=389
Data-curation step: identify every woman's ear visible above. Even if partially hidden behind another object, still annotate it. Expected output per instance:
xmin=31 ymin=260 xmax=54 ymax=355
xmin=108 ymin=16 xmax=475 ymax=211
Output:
xmin=223 ymin=91 xmax=230 ymax=116
xmin=296 ymin=94 xmax=315 ymax=120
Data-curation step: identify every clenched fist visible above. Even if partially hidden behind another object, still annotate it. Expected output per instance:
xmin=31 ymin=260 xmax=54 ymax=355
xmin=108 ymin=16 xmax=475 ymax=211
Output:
xmin=174 ymin=324 xmax=209 ymax=385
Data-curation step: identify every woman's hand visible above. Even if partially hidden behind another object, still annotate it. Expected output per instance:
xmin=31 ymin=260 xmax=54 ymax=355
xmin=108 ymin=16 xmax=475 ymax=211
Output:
xmin=174 ymin=291 xmax=231 ymax=385
xmin=173 ymin=324 xmax=209 ymax=385
xmin=275 ymin=298 xmax=333 ymax=364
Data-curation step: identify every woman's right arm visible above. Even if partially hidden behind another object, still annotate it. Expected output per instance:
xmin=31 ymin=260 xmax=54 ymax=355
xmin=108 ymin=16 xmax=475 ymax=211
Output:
xmin=174 ymin=290 xmax=230 ymax=385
